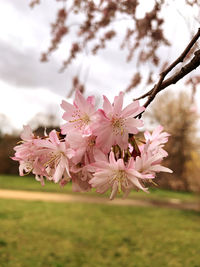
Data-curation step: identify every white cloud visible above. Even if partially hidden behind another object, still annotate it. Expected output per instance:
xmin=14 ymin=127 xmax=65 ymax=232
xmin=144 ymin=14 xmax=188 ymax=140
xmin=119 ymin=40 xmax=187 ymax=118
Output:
xmin=0 ymin=80 xmax=63 ymax=131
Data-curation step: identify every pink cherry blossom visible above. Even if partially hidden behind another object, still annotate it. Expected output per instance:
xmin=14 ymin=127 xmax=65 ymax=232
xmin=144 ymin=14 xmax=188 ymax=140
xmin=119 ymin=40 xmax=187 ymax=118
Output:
xmin=89 ymin=151 xmax=153 ymax=200
xmin=143 ymin=126 xmax=170 ymax=157
xmin=12 ymin=91 xmax=173 ymax=200
xmin=61 ymin=90 xmax=96 ymax=135
xmin=135 ymin=145 xmax=172 ymax=176
xmin=13 ymin=125 xmax=36 ymax=161
xmin=66 ymin=131 xmax=97 ymax=164
xmin=34 ymin=130 xmax=73 ymax=183
xmin=69 ymin=150 xmax=95 ymax=192
xmin=144 ymin=126 xmax=170 ymax=146
xmin=12 ymin=125 xmax=39 ymax=175
xmin=92 ymin=92 xmax=145 ymax=153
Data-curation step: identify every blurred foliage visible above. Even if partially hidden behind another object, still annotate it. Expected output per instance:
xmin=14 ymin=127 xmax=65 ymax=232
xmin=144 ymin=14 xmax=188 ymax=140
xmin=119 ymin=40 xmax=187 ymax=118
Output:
xmin=185 ymin=151 xmax=200 ymax=192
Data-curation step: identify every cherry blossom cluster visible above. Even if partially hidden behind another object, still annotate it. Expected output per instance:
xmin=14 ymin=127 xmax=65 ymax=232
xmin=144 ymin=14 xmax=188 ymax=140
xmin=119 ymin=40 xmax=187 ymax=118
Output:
xmin=13 ymin=91 xmax=172 ymax=199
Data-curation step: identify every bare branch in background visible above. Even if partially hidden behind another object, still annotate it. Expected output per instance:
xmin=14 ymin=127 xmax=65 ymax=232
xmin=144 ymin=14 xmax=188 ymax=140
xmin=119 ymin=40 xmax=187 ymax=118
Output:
xmin=30 ymin=1 xmax=200 ymax=104
xmin=30 ymin=0 xmax=171 ymax=93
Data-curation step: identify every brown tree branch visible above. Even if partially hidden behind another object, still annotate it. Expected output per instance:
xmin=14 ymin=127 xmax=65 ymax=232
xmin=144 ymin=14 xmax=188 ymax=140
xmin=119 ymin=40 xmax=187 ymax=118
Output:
xmin=136 ymin=28 xmax=200 ymax=109
xmin=137 ymin=48 xmax=200 ymax=101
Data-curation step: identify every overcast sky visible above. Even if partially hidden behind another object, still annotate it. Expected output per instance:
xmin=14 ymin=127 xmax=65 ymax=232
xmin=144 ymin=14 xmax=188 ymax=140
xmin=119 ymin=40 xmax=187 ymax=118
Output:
xmin=0 ymin=0 xmax=199 ymax=133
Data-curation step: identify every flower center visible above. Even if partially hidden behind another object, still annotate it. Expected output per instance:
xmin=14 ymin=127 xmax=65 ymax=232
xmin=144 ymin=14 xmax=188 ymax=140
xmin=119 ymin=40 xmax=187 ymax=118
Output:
xmin=44 ymin=151 xmax=62 ymax=167
xmin=88 ymin=136 xmax=96 ymax=147
xmin=23 ymin=161 xmax=33 ymax=175
xmin=69 ymin=110 xmax=90 ymax=129
xmin=111 ymin=117 xmax=125 ymax=135
xmin=82 ymin=113 xmax=90 ymax=124
xmin=111 ymin=170 xmax=129 ymax=192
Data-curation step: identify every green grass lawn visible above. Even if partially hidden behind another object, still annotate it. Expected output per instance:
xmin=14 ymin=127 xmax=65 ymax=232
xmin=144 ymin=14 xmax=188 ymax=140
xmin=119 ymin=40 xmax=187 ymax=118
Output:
xmin=0 ymin=198 xmax=200 ymax=267
xmin=0 ymin=174 xmax=199 ymax=203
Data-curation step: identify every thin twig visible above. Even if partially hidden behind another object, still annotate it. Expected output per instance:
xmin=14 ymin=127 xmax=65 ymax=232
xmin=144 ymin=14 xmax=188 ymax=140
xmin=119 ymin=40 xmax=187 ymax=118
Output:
xmin=137 ymin=48 xmax=200 ymax=101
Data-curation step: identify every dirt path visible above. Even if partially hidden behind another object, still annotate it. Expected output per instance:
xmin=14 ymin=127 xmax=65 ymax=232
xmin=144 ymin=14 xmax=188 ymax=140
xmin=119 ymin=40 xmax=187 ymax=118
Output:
xmin=0 ymin=189 xmax=199 ymax=211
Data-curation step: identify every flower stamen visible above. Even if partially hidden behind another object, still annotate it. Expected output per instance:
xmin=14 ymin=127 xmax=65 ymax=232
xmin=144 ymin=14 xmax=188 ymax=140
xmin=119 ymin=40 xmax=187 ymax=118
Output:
xmin=112 ymin=118 xmax=125 ymax=136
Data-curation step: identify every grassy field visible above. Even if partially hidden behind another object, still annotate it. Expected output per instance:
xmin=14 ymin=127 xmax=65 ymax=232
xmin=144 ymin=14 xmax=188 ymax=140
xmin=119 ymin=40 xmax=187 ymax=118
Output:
xmin=0 ymin=199 xmax=200 ymax=267
xmin=0 ymin=174 xmax=199 ymax=203
xmin=0 ymin=175 xmax=200 ymax=266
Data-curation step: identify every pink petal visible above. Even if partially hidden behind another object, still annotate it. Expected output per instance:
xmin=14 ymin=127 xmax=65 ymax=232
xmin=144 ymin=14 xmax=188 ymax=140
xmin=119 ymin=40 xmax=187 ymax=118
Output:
xmin=66 ymin=148 xmax=75 ymax=159
xmin=61 ymin=122 xmax=77 ymax=135
xmin=152 ymin=125 xmax=164 ymax=138
xmin=128 ymin=175 xmax=148 ymax=192
xmin=150 ymin=165 xmax=173 ymax=173
xmin=131 ymin=106 xmax=145 ymax=117
xmin=34 ymin=139 xmax=55 ymax=150
xmin=53 ymin=163 xmax=64 ymax=183
xmin=20 ymin=125 xmax=34 ymax=141
xmin=127 ymin=157 xmax=135 ymax=169
xmin=96 ymin=183 xmax=110 ymax=194
xmin=87 ymin=95 xmax=95 ymax=106
xmin=60 ymin=100 xmax=75 ymax=120
xmin=121 ymin=101 xmax=144 ymax=117
xmin=144 ymin=130 xmax=151 ymax=140
xmin=121 ymin=101 xmax=138 ymax=117
xmin=95 ymin=127 xmax=114 ymax=153
xmin=94 ymin=149 xmax=108 ymax=162
xmin=113 ymin=92 xmax=124 ymax=115
xmin=74 ymin=90 xmax=87 ymax=111
xmin=110 ymin=181 xmax=118 ymax=200
xmin=117 ymin=159 xmax=125 ymax=170
xmin=103 ymin=95 xmax=112 ymax=114
xmin=49 ymin=130 xmax=60 ymax=145
xmin=91 ymin=161 xmax=111 ymax=170
xmin=66 ymin=132 xmax=84 ymax=149
xmin=116 ymin=132 xmax=128 ymax=150
xmin=125 ymin=118 xmax=143 ymax=133
xmin=109 ymin=151 xmax=117 ymax=165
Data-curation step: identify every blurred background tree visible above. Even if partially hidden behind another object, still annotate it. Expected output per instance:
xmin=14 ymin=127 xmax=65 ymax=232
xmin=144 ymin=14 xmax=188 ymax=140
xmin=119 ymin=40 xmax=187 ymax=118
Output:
xmin=146 ymin=90 xmax=200 ymax=191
